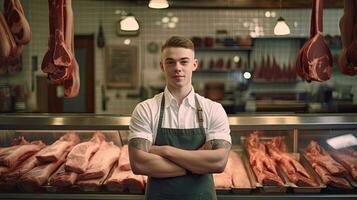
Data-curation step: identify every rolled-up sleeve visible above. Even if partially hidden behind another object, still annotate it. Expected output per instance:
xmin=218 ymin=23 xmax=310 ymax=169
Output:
xmin=129 ymin=103 xmax=153 ymax=143
xmin=205 ymin=103 xmax=231 ymax=144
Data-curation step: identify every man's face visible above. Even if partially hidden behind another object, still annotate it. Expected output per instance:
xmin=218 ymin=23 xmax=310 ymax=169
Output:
xmin=160 ymin=47 xmax=198 ymax=90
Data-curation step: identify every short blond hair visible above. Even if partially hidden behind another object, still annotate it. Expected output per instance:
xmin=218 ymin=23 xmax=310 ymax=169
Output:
xmin=161 ymin=36 xmax=194 ymax=52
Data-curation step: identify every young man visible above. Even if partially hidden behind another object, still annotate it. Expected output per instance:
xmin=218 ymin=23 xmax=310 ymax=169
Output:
xmin=128 ymin=36 xmax=231 ymax=200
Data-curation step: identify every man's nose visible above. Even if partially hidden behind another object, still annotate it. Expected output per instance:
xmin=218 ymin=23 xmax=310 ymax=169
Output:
xmin=174 ymin=62 xmax=182 ymax=71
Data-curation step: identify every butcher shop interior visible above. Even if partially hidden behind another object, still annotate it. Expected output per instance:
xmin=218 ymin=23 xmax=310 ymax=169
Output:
xmin=0 ymin=0 xmax=356 ymax=199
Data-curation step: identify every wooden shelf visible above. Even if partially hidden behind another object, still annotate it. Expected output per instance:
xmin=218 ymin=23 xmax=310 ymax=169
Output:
xmin=194 ymin=69 xmax=243 ymax=73
xmin=251 ymin=80 xmax=300 ymax=84
xmin=196 ymin=47 xmax=252 ymax=51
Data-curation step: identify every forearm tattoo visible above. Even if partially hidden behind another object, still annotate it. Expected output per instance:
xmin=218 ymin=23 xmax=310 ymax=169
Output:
xmin=207 ymin=139 xmax=231 ymax=150
xmin=129 ymin=138 xmax=151 ymax=152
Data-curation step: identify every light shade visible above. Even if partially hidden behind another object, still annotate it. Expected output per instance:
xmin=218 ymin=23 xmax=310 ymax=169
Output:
xmin=148 ymin=0 xmax=169 ymax=9
xmin=274 ymin=16 xmax=290 ymax=35
xmin=120 ymin=14 xmax=139 ymax=31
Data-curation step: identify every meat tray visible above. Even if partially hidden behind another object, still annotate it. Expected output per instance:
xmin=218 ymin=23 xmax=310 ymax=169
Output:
xmin=231 ymin=151 xmax=256 ymax=194
xmin=241 ymin=153 xmax=289 ymax=193
xmin=280 ymin=153 xmax=326 ymax=193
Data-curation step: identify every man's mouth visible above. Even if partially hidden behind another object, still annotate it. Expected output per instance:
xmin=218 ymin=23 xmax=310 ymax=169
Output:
xmin=173 ymin=75 xmax=184 ymax=78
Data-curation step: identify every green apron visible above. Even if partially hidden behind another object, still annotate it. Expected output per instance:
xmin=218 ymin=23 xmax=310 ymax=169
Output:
xmin=145 ymin=95 xmax=217 ymax=200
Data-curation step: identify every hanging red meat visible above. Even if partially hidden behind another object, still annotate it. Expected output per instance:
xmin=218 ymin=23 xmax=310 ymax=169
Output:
xmin=295 ymin=0 xmax=333 ymax=82
xmin=3 ymin=0 xmax=31 ymax=45
xmin=338 ymin=0 xmax=357 ymax=75
xmin=41 ymin=0 xmax=80 ymax=98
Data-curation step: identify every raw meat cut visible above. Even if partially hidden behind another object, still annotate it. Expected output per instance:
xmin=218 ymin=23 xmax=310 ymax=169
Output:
xmin=2 ymin=152 xmax=41 ymax=183
xmin=295 ymin=0 xmax=332 ymax=82
xmin=77 ymin=141 xmax=120 ymax=181
xmin=118 ymin=145 xmax=131 ymax=171
xmin=245 ymin=131 xmax=284 ymax=186
xmin=65 ymin=132 xmax=105 ymax=173
xmin=338 ymin=0 xmax=357 ymax=75
xmin=266 ymin=137 xmax=316 ymax=187
xmin=36 ymin=132 xmax=79 ymax=163
xmin=230 ymin=151 xmax=251 ymax=188
xmin=329 ymin=148 xmax=357 ymax=181
xmin=105 ymin=164 xmax=146 ymax=193
xmin=3 ymin=0 xmax=31 ymax=45
xmin=304 ymin=141 xmax=351 ymax=188
xmin=213 ymin=154 xmax=232 ymax=189
xmin=19 ymin=150 xmax=67 ymax=190
xmin=0 ymin=139 xmax=45 ymax=169
xmin=48 ymin=164 xmax=77 ymax=187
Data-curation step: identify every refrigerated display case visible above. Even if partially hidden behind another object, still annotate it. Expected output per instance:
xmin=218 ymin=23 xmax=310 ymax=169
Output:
xmin=0 ymin=113 xmax=356 ymax=200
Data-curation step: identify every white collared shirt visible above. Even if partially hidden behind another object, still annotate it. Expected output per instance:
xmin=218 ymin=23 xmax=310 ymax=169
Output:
xmin=129 ymin=87 xmax=231 ymax=144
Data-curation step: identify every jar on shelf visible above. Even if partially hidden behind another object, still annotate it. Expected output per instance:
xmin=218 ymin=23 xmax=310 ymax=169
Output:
xmin=205 ymin=82 xmax=225 ymax=101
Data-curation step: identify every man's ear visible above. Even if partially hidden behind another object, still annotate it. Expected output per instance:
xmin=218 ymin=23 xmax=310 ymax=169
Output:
xmin=193 ymin=58 xmax=198 ymax=71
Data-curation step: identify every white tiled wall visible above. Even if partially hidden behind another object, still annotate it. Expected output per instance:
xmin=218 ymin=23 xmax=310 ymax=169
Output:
xmin=1 ymin=0 xmax=355 ymax=114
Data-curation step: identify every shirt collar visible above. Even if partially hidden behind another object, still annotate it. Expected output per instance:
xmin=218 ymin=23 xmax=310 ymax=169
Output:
xmin=164 ymin=86 xmax=196 ymax=109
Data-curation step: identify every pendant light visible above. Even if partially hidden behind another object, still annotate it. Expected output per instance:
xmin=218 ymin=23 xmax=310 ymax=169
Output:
xmin=274 ymin=0 xmax=290 ymax=35
xmin=120 ymin=13 xmax=139 ymax=31
xmin=148 ymin=0 xmax=169 ymax=9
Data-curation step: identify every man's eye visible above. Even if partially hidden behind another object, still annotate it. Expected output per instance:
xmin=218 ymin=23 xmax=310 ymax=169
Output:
xmin=166 ymin=61 xmax=175 ymax=65
xmin=181 ymin=61 xmax=188 ymax=65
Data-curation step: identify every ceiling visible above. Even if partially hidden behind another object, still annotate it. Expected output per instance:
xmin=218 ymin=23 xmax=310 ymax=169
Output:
xmin=132 ymin=0 xmax=343 ymax=9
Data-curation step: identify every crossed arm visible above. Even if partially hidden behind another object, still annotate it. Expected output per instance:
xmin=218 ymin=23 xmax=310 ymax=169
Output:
xmin=128 ymin=138 xmax=186 ymax=178
xmin=128 ymin=138 xmax=231 ymax=178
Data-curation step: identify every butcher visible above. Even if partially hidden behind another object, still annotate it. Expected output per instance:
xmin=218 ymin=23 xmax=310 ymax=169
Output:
xmin=128 ymin=36 xmax=231 ymax=200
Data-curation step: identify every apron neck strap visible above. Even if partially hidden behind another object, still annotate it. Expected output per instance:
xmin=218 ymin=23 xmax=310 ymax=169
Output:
xmin=158 ymin=93 xmax=204 ymax=129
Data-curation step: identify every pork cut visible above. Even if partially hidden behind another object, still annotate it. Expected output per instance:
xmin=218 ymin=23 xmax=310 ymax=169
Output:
xmin=245 ymin=131 xmax=284 ymax=186
xmin=48 ymin=163 xmax=77 ymax=187
xmin=0 ymin=166 xmax=10 ymax=177
xmin=304 ymin=141 xmax=347 ymax=177
xmin=313 ymin=163 xmax=351 ymax=189
xmin=118 ymin=145 xmax=131 ymax=171
xmin=19 ymin=150 xmax=67 ymax=190
xmin=36 ymin=132 xmax=80 ymax=163
xmin=295 ymin=0 xmax=332 ymax=82
xmin=304 ymin=141 xmax=352 ymax=189
xmin=76 ymin=164 xmax=113 ymax=191
xmin=230 ymin=151 xmax=251 ymax=188
xmin=266 ymin=137 xmax=316 ymax=187
xmin=2 ymin=152 xmax=41 ymax=183
xmin=0 ymin=139 xmax=45 ymax=169
xmin=213 ymin=153 xmax=232 ymax=189
xmin=65 ymin=132 xmax=105 ymax=174
xmin=329 ymin=148 xmax=357 ymax=181
xmin=105 ymin=164 xmax=146 ymax=193
xmin=77 ymin=141 xmax=120 ymax=181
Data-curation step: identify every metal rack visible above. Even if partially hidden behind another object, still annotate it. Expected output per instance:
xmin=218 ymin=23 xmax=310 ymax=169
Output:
xmin=1 ymin=113 xmax=357 ymax=130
